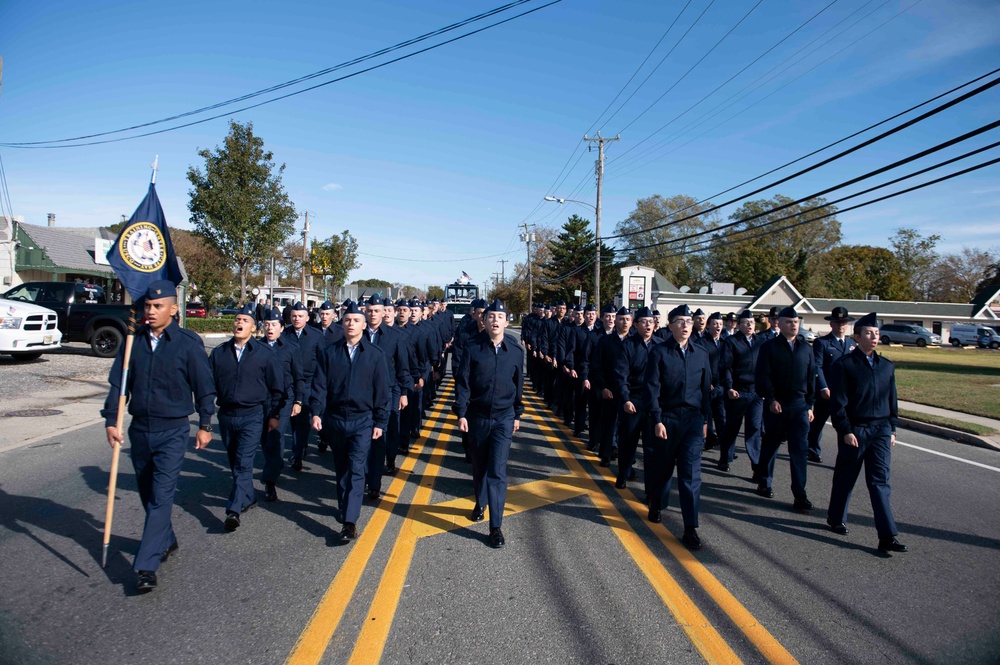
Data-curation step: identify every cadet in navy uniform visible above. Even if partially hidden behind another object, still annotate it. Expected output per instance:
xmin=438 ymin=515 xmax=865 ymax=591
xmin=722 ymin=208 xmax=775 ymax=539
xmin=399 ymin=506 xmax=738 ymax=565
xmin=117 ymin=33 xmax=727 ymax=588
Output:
xmin=722 ymin=312 xmax=738 ymax=339
xmin=283 ymin=302 xmax=325 ymax=469
xmin=313 ymin=300 xmax=345 ymax=344
xmin=209 ymin=304 xmax=286 ymax=531
xmin=592 ymin=307 xmax=632 ymax=466
xmin=613 ymin=306 xmax=659 ymax=491
xmin=453 ymin=299 xmax=524 ymax=549
xmin=759 ymin=306 xmax=781 ymax=341
xmin=564 ymin=304 xmax=599 ymax=437
xmin=718 ymin=310 xmax=762 ymax=470
xmin=362 ymin=295 xmax=411 ymax=497
xmin=755 ymin=307 xmax=816 ymax=509
xmin=808 ymin=307 xmax=857 ymax=463
xmin=826 ymin=313 xmax=907 ymax=554
xmin=584 ymin=304 xmax=616 ymax=452
xmin=643 ymin=304 xmax=712 ymax=550
xmin=310 ymin=302 xmax=390 ymax=541
xmin=260 ymin=307 xmax=304 ymax=502
xmin=695 ymin=312 xmax=726 ymax=457
xmin=102 ymin=280 xmax=215 ymax=593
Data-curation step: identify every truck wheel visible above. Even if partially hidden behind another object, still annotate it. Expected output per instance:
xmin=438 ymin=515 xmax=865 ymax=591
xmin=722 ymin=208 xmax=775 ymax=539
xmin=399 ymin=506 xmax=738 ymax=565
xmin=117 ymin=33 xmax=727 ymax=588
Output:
xmin=992 ymin=341 xmax=1000 ymax=350
xmin=951 ymin=339 xmax=961 ymax=347
xmin=7 ymin=352 xmax=42 ymax=362
xmin=91 ymin=326 xmax=123 ymax=358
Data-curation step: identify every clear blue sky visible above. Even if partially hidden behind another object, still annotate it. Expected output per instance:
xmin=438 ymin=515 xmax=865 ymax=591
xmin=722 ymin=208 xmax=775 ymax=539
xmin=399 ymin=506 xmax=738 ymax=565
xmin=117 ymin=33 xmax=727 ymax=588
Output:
xmin=1 ymin=0 xmax=998 ymax=293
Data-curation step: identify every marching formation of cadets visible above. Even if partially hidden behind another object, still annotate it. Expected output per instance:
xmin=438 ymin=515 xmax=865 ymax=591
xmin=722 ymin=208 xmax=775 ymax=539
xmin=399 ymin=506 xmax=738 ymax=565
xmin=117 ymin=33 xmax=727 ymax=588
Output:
xmin=103 ymin=280 xmax=905 ymax=595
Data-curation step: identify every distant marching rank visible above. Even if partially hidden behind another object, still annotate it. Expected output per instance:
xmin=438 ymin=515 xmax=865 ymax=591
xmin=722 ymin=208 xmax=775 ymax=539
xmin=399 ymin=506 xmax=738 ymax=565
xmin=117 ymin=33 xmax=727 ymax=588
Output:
xmin=104 ymin=285 xmax=906 ymax=593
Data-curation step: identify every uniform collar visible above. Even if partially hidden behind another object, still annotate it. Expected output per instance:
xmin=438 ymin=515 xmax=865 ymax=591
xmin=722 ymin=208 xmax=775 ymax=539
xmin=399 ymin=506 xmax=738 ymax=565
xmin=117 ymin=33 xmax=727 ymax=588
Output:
xmin=148 ymin=319 xmax=179 ymax=340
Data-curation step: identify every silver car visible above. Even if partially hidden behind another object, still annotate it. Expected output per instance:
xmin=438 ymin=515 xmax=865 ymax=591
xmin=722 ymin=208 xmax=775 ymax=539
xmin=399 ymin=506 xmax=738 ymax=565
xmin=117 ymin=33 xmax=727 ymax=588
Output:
xmin=878 ymin=323 xmax=941 ymax=347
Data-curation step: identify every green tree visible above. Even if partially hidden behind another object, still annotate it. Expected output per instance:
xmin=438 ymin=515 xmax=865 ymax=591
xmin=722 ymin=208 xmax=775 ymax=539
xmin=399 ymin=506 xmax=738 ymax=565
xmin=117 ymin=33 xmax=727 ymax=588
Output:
xmin=187 ymin=120 xmax=298 ymax=303
xmin=707 ymin=195 xmax=841 ymax=292
xmin=170 ymin=229 xmax=238 ymax=310
xmin=426 ymin=285 xmax=446 ymax=301
xmin=925 ymin=247 xmax=998 ymax=303
xmin=538 ymin=215 xmax=617 ymax=306
xmin=356 ymin=278 xmax=393 ymax=289
xmin=488 ymin=276 xmax=529 ymax=318
xmin=614 ymin=194 xmax=720 ymax=287
xmin=811 ymin=245 xmax=911 ymax=300
xmin=310 ymin=230 xmax=361 ymax=293
xmin=889 ymin=227 xmax=940 ymax=300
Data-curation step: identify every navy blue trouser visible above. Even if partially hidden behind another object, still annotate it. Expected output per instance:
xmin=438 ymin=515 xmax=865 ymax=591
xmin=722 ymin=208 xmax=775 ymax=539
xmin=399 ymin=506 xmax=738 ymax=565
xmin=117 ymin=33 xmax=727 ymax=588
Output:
xmin=290 ymin=405 xmax=313 ymax=463
xmin=261 ymin=404 xmax=292 ymax=483
xmin=128 ymin=424 xmax=188 ymax=572
xmin=468 ymin=412 xmax=515 ymax=529
xmin=759 ymin=399 xmax=811 ymax=498
xmin=616 ymin=408 xmax=649 ymax=484
xmin=648 ymin=410 xmax=704 ymax=528
xmin=367 ymin=390 xmax=399 ymax=492
xmin=827 ymin=420 xmax=898 ymax=539
xmin=808 ymin=395 xmax=834 ymax=457
xmin=707 ymin=387 xmax=726 ymax=441
xmin=219 ymin=406 xmax=264 ymax=513
xmin=328 ymin=414 xmax=373 ymax=525
xmin=573 ymin=378 xmax=589 ymax=435
xmin=598 ymin=396 xmax=620 ymax=460
xmin=720 ymin=391 xmax=762 ymax=464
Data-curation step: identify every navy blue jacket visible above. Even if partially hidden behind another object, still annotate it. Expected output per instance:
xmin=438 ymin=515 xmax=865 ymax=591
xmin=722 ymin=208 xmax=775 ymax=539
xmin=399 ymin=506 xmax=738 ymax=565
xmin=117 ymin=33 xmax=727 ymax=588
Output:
xmin=614 ymin=335 xmax=661 ymax=411
xmin=564 ymin=324 xmax=597 ymax=376
xmin=642 ymin=337 xmax=712 ymax=424
xmin=310 ymin=337 xmax=390 ymax=430
xmin=209 ymin=337 xmax=286 ymax=419
xmin=720 ymin=332 xmax=759 ymax=393
xmin=591 ymin=331 xmax=627 ymax=393
xmin=830 ymin=348 xmax=898 ymax=436
xmin=282 ymin=324 xmax=325 ymax=404
xmin=813 ymin=333 xmax=857 ymax=392
xmin=264 ymin=335 xmax=305 ymax=410
xmin=453 ymin=332 xmax=524 ymax=420
xmin=366 ymin=324 xmax=412 ymax=397
xmin=755 ymin=335 xmax=816 ymax=408
xmin=102 ymin=320 xmax=215 ymax=432
xmin=694 ymin=334 xmax=723 ymax=387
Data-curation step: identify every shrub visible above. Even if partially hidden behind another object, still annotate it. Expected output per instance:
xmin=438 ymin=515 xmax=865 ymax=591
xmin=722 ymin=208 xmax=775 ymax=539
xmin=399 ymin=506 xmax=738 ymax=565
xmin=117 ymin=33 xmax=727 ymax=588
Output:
xmin=184 ymin=316 xmax=236 ymax=334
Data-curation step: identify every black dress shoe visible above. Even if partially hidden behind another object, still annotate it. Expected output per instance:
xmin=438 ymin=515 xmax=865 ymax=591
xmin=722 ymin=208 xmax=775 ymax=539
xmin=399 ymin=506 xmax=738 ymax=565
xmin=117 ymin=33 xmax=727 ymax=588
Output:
xmin=647 ymin=508 xmax=661 ymax=523
xmin=599 ymin=457 xmax=610 ymax=467
xmin=367 ymin=489 xmax=380 ymax=501
xmin=682 ymin=527 xmax=702 ymax=550
xmin=878 ymin=537 xmax=908 ymax=553
xmin=793 ymin=497 xmax=813 ymax=511
xmin=136 ymin=570 xmax=157 ymax=593
xmin=341 ymin=523 xmax=357 ymax=541
xmin=610 ymin=447 xmax=619 ymax=461
xmin=470 ymin=505 xmax=485 ymax=522
xmin=614 ymin=478 xmax=627 ymax=489
xmin=290 ymin=459 xmax=303 ymax=471
xmin=628 ymin=468 xmax=638 ymax=480
xmin=317 ymin=442 xmax=328 ymax=453
xmin=827 ymin=521 xmax=849 ymax=535
xmin=242 ymin=499 xmax=258 ymax=513
xmin=264 ymin=482 xmax=278 ymax=502
xmin=755 ymin=484 xmax=774 ymax=499
xmin=489 ymin=527 xmax=505 ymax=548
xmin=717 ymin=462 xmax=730 ymax=472
xmin=385 ymin=463 xmax=397 ymax=475
xmin=160 ymin=540 xmax=179 ymax=563
xmin=807 ymin=452 xmax=822 ymax=463
xmin=224 ymin=512 xmax=241 ymax=531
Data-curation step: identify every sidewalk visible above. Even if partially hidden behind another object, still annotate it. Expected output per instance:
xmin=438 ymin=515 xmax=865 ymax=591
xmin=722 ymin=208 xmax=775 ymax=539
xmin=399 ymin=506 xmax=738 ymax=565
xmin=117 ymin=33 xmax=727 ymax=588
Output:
xmin=897 ymin=400 xmax=1000 ymax=451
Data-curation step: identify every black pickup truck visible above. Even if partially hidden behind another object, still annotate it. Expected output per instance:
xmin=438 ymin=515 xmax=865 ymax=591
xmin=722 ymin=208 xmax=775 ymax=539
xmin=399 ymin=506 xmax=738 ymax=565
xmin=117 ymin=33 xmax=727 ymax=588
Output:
xmin=1 ymin=282 xmax=132 ymax=358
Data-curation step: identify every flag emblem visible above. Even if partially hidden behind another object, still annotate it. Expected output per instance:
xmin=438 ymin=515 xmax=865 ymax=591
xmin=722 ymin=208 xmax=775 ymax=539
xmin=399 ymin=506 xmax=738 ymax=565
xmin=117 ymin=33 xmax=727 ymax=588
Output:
xmin=119 ymin=222 xmax=166 ymax=273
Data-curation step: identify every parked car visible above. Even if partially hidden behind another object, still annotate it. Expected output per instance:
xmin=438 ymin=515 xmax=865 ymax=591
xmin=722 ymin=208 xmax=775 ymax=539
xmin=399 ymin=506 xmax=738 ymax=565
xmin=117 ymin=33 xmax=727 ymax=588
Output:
xmin=2 ymin=282 xmax=132 ymax=358
xmin=950 ymin=324 xmax=997 ymax=347
xmin=801 ymin=330 xmax=818 ymax=343
xmin=186 ymin=302 xmax=207 ymax=318
xmin=878 ymin=323 xmax=941 ymax=347
xmin=0 ymin=298 xmax=63 ymax=361
xmin=978 ymin=333 xmax=1000 ymax=349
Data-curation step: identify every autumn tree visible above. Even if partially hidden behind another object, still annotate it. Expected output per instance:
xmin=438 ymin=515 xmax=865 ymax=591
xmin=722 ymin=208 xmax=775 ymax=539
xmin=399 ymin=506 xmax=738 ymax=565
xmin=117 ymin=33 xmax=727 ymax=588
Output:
xmin=187 ymin=120 xmax=298 ymax=303
xmin=707 ymin=195 xmax=841 ymax=292
xmin=310 ymin=230 xmax=361 ymax=293
xmin=925 ymin=247 xmax=999 ymax=303
xmin=810 ymin=245 xmax=911 ymax=301
xmin=169 ymin=229 xmax=237 ymax=310
xmin=889 ymin=227 xmax=940 ymax=300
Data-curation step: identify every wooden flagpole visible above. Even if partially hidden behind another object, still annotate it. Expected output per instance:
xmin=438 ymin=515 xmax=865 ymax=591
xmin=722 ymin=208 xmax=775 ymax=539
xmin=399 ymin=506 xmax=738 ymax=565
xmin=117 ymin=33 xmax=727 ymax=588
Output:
xmin=102 ymin=155 xmax=158 ymax=568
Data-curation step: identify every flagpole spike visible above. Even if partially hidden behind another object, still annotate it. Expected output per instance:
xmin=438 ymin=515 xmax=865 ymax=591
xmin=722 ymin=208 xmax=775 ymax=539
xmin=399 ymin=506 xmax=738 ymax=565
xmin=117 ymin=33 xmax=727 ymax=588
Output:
xmin=150 ymin=155 xmax=159 ymax=184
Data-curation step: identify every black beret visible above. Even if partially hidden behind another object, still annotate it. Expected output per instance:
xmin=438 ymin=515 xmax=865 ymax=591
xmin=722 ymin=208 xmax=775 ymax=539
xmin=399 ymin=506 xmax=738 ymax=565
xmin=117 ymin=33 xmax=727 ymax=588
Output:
xmin=144 ymin=280 xmax=175 ymax=300
xmin=381 ymin=298 xmax=394 ymax=307
xmin=408 ymin=299 xmax=421 ymax=308
xmin=484 ymin=299 xmax=506 ymax=313
xmin=635 ymin=306 xmax=653 ymax=320
xmin=616 ymin=307 xmax=632 ymax=316
xmin=668 ymin=304 xmax=692 ymax=322
xmin=584 ymin=304 xmax=597 ymax=312
xmin=855 ymin=312 xmax=879 ymax=329
xmin=261 ymin=307 xmax=283 ymax=322
xmin=693 ymin=308 xmax=706 ymax=316
xmin=778 ymin=306 xmax=798 ymax=319
xmin=236 ymin=303 xmax=256 ymax=318
xmin=342 ymin=301 xmax=363 ymax=316
xmin=395 ymin=298 xmax=408 ymax=307
xmin=737 ymin=309 xmax=755 ymax=321
xmin=571 ymin=304 xmax=584 ymax=312
xmin=291 ymin=301 xmax=309 ymax=311
xmin=601 ymin=304 xmax=617 ymax=315
xmin=707 ymin=311 xmax=722 ymax=321
xmin=365 ymin=294 xmax=383 ymax=306
xmin=652 ymin=310 xmax=661 ymax=316
xmin=554 ymin=299 xmax=567 ymax=306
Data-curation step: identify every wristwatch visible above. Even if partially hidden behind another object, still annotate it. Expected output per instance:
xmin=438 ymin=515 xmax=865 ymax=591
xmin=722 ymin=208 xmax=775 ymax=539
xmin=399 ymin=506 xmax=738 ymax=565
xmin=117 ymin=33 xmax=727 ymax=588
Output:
xmin=199 ymin=424 xmax=214 ymax=433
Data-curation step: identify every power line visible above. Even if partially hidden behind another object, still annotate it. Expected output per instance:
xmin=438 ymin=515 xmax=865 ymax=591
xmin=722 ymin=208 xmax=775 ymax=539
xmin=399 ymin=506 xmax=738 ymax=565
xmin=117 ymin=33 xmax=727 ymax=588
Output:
xmin=357 ymin=248 xmax=522 ymax=263
xmin=604 ymin=67 xmax=1000 ymax=241
xmin=0 ymin=0 xmax=564 ymax=149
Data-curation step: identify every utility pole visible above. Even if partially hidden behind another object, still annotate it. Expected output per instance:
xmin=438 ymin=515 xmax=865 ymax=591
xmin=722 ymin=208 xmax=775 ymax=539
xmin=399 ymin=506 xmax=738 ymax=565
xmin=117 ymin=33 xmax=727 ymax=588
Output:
xmin=498 ymin=259 xmax=508 ymax=283
xmin=584 ymin=131 xmax=619 ymax=309
xmin=519 ymin=222 xmax=536 ymax=308
xmin=300 ymin=211 xmax=309 ymax=305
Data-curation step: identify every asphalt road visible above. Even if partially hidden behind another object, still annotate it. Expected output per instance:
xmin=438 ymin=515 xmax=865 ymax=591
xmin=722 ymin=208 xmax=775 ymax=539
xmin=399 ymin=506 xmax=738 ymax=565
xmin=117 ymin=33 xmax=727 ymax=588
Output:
xmin=0 ymin=372 xmax=998 ymax=664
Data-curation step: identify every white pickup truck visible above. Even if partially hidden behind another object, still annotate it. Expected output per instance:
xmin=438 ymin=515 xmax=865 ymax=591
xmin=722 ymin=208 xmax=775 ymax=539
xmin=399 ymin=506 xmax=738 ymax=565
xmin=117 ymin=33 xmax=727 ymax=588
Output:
xmin=0 ymin=298 xmax=63 ymax=361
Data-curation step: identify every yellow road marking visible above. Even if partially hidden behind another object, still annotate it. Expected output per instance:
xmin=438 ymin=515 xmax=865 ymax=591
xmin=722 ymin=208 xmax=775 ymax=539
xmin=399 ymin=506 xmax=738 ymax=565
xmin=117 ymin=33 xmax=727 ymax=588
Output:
xmin=283 ymin=394 xmax=454 ymax=665
xmin=524 ymin=401 xmax=743 ymax=665
xmin=538 ymin=395 xmax=800 ymax=665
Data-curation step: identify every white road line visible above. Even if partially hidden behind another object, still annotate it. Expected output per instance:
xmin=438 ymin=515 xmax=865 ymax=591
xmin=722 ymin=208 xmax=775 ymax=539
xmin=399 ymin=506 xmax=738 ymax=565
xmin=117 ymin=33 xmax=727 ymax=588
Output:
xmin=896 ymin=440 xmax=1000 ymax=473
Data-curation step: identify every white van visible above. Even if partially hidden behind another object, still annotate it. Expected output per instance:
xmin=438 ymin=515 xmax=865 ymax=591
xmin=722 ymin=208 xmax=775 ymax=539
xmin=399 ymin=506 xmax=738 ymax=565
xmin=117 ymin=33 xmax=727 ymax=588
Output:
xmin=950 ymin=324 xmax=997 ymax=347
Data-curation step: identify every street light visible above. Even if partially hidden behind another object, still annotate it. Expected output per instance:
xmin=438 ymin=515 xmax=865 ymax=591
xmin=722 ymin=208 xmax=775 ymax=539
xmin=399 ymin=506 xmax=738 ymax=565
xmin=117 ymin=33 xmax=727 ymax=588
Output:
xmin=544 ymin=195 xmax=602 ymax=307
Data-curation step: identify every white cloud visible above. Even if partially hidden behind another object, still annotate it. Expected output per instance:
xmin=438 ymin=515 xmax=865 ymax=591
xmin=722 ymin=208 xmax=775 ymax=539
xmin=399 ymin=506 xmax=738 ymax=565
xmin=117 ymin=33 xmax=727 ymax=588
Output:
xmin=322 ymin=183 xmax=343 ymax=192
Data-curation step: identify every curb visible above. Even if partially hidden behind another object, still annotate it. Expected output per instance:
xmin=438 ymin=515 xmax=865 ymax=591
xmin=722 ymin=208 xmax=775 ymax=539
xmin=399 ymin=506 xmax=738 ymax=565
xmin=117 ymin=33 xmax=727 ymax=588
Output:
xmin=896 ymin=417 xmax=1000 ymax=452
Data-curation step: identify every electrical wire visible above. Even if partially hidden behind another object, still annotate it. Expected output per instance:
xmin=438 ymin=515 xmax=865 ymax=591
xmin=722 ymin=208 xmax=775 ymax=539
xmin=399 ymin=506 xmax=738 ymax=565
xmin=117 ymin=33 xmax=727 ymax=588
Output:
xmin=0 ymin=0 xmax=564 ymax=149
xmin=357 ymin=247 xmax=522 ymax=263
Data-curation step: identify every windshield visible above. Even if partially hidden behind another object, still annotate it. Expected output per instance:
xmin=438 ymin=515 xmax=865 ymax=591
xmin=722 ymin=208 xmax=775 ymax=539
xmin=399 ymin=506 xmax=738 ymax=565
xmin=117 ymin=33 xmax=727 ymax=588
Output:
xmin=915 ymin=326 xmax=932 ymax=334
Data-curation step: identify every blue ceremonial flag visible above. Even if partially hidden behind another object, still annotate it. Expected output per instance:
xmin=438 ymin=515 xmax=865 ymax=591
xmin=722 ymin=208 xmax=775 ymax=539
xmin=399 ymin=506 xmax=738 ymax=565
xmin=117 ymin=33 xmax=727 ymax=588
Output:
xmin=106 ymin=183 xmax=183 ymax=302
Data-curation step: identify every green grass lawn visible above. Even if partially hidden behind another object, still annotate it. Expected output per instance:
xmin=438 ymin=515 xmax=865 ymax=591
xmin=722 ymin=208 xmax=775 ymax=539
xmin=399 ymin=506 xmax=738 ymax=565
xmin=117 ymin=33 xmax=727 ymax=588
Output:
xmin=879 ymin=346 xmax=1000 ymax=421
xmin=898 ymin=409 xmax=998 ymax=436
